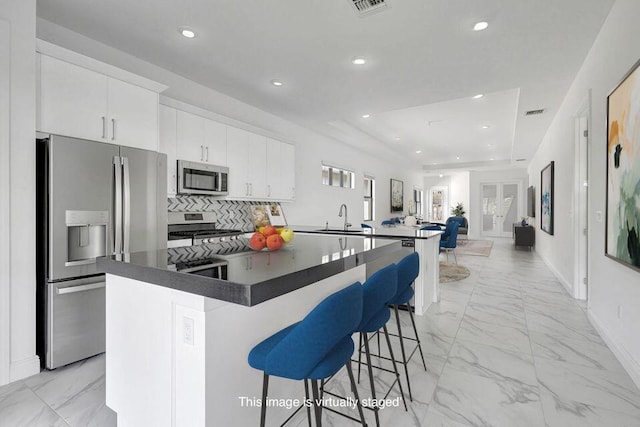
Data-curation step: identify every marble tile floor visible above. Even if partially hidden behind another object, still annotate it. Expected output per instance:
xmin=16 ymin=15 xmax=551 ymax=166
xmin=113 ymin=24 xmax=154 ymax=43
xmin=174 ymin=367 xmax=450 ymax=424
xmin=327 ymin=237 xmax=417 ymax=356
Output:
xmin=2 ymin=238 xmax=640 ymax=426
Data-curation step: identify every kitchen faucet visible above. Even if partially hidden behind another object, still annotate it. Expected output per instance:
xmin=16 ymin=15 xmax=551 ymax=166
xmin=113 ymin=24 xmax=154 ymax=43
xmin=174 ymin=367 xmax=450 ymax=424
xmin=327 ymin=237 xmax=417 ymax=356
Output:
xmin=338 ymin=204 xmax=351 ymax=231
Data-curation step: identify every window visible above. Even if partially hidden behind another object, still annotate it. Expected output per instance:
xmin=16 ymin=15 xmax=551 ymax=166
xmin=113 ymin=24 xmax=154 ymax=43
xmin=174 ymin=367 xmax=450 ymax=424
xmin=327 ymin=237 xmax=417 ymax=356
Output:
xmin=321 ymin=164 xmax=355 ymax=189
xmin=364 ymin=176 xmax=375 ymax=221
xmin=413 ymin=188 xmax=424 ymax=217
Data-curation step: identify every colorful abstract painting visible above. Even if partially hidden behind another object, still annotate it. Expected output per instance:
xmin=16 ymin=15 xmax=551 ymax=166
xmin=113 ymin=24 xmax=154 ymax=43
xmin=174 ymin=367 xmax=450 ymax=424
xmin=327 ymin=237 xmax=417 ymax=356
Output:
xmin=606 ymin=59 xmax=640 ymax=272
xmin=540 ymin=161 xmax=554 ymax=235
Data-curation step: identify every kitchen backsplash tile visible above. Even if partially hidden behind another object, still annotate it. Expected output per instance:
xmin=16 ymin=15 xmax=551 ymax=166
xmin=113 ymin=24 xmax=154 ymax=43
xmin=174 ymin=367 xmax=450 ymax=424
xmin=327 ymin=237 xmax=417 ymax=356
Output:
xmin=168 ymin=196 xmax=278 ymax=231
xmin=167 ymin=239 xmax=250 ymax=265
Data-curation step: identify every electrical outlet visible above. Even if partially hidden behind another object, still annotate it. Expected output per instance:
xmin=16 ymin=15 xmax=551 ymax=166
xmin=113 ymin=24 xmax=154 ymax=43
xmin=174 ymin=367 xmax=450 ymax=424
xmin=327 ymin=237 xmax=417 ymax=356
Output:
xmin=183 ymin=316 xmax=194 ymax=345
xmin=596 ymin=211 xmax=603 ymax=223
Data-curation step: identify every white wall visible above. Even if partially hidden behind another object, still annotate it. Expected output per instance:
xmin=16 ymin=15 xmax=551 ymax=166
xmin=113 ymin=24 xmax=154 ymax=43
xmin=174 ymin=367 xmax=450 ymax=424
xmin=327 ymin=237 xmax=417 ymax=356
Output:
xmin=528 ymin=0 xmax=640 ymax=386
xmin=469 ymin=168 xmax=528 ymax=239
xmin=0 ymin=0 xmax=38 ymax=386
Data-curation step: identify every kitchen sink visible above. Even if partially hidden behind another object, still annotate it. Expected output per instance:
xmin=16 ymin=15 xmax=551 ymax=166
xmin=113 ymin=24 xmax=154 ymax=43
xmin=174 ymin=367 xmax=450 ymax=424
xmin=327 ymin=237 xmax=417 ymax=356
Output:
xmin=315 ymin=228 xmax=364 ymax=233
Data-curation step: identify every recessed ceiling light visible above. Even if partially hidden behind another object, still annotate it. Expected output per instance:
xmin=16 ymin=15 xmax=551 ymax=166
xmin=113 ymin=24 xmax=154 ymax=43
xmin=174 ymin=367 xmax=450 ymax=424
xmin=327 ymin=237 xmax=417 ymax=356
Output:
xmin=415 ymin=150 xmax=422 ymax=154
xmin=352 ymin=57 xmax=366 ymax=65
xmin=271 ymin=80 xmax=284 ymax=86
xmin=473 ymin=94 xmax=484 ymax=99
xmin=394 ymin=137 xmax=401 ymax=141
xmin=482 ymin=125 xmax=490 ymax=129
xmin=439 ymin=174 xmax=444 ymax=178
xmin=361 ymin=114 xmax=370 ymax=118
xmin=179 ymin=27 xmax=196 ymax=38
xmin=490 ymin=158 xmax=495 ymax=161
xmin=473 ymin=21 xmax=489 ymax=31
xmin=456 ymin=156 xmax=460 ymax=160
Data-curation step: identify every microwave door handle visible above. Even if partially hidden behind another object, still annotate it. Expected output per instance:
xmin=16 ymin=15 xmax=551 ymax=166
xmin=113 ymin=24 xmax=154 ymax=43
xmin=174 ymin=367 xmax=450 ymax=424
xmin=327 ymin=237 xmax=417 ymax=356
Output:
xmin=122 ymin=157 xmax=131 ymax=254
xmin=113 ymin=156 xmax=122 ymax=254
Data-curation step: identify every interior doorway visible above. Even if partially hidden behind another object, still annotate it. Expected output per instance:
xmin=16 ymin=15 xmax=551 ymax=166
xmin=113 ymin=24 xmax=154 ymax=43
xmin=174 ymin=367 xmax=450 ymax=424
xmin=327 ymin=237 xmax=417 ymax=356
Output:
xmin=481 ymin=182 xmax=521 ymax=237
xmin=574 ymin=96 xmax=590 ymax=300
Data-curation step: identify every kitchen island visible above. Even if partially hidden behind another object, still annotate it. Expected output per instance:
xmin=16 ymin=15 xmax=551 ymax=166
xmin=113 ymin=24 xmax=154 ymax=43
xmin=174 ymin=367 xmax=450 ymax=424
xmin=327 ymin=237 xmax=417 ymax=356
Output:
xmin=291 ymin=225 xmax=443 ymax=315
xmin=97 ymin=234 xmax=403 ymax=427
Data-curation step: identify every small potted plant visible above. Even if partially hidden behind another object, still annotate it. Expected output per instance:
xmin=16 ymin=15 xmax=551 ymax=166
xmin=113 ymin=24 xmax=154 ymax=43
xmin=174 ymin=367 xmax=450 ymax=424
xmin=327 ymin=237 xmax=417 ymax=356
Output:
xmin=451 ymin=202 xmax=465 ymax=217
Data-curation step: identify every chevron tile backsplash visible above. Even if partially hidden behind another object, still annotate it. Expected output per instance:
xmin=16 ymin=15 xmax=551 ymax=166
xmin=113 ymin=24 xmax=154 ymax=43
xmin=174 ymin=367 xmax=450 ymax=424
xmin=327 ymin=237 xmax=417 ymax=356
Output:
xmin=168 ymin=196 xmax=278 ymax=232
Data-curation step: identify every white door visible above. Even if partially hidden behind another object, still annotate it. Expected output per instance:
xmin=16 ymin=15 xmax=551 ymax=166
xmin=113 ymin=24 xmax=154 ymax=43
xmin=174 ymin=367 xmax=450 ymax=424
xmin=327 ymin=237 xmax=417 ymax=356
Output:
xmin=280 ymin=143 xmax=295 ymax=201
xmin=107 ymin=77 xmax=158 ymax=151
xmin=265 ymin=138 xmax=281 ymax=199
xmin=481 ymin=182 xmax=520 ymax=237
xmin=39 ymin=54 xmax=108 ymax=142
xmin=203 ymin=119 xmax=227 ymax=166
xmin=575 ymin=113 xmax=589 ymax=299
xmin=247 ymin=133 xmax=267 ymax=198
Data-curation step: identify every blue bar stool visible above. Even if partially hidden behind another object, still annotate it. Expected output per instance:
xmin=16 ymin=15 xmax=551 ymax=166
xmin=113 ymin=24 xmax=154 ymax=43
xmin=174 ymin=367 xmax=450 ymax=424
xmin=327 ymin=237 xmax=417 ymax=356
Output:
xmin=350 ymin=264 xmax=408 ymax=426
xmin=388 ymin=253 xmax=428 ymax=401
xmin=248 ymin=283 xmax=367 ymax=427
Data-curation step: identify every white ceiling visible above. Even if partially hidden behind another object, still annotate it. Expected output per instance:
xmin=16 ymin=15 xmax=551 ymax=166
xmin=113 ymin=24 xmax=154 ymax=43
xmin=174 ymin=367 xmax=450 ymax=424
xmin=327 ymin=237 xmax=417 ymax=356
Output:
xmin=36 ymin=0 xmax=615 ymax=172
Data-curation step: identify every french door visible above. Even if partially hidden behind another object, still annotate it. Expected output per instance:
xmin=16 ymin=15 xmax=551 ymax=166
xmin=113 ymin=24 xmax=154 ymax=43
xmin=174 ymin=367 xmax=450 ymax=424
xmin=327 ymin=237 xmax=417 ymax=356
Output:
xmin=481 ymin=182 xmax=521 ymax=237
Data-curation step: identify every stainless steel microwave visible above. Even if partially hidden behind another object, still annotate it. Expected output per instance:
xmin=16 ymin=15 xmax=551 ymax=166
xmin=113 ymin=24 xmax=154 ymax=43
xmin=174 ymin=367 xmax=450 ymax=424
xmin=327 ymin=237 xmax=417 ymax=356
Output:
xmin=177 ymin=160 xmax=229 ymax=196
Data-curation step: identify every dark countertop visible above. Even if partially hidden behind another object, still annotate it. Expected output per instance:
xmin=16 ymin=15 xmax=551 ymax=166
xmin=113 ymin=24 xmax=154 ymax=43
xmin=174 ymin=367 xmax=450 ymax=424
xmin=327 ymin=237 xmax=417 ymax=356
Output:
xmin=290 ymin=225 xmax=443 ymax=240
xmin=97 ymin=234 xmax=402 ymax=307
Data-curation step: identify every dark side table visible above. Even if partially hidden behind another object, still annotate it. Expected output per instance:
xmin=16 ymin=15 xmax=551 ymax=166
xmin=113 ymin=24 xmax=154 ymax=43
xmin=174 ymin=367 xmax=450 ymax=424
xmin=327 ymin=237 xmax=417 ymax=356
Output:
xmin=513 ymin=224 xmax=535 ymax=249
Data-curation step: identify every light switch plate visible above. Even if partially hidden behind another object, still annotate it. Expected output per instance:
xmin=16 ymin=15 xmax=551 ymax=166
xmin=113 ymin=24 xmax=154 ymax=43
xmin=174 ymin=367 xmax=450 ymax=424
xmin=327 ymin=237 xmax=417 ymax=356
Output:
xmin=183 ymin=316 xmax=194 ymax=345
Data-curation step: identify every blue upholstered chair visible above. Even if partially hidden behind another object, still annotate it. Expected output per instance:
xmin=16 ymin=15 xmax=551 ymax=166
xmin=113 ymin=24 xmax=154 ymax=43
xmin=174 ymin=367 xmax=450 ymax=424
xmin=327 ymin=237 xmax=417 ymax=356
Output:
xmin=361 ymin=223 xmax=373 ymax=229
xmin=352 ymin=264 xmax=407 ymax=426
xmin=446 ymin=216 xmax=468 ymax=240
xmin=381 ymin=220 xmax=394 ymax=227
xmin=440 ymin=221 xmax=459 ymax=264
xmin=387 ymin=253 xmax=427 ymax=401
xmin=248 ymin=283 xmax=367 ymax=427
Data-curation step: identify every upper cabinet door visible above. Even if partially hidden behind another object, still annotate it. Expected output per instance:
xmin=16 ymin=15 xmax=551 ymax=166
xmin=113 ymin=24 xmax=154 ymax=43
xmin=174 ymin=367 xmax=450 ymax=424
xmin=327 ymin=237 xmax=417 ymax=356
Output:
xmin=176 ymin=110 xmax=205 ymax=163
xmin=226 ymin=126 xmax=250 ymax=198
xmin=280 ymin=143 xmax=295 ymax=201
xmin=247 ymin=133 xmax=267 ymax=199
xmin=203 ymin=119 xmax=227 ymax=166
xmin=107 ymin=78 xmax=159 ymax=151
xmin=159 ymin=105 xmax=177 ymax=196
xmin=39 ymin=54 xmax=108 ymax=142
xmin=266 ymin=138 xmax=281 ymax=199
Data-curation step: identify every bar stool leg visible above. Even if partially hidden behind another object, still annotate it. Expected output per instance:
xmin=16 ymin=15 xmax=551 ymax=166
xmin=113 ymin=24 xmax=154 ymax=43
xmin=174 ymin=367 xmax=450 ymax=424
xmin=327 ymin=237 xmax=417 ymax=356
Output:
xmin=382 ymin=325 xmax=408 ymax=411
xmin=357 ymin=333 xmax=363 ymax=383
xmin=260 ymin=373 xmax=269 ymax=427
xmin=407 ymin=303 xmax=428 ymax=371
xmin=311 ymin=379 xmax=323 ymax=427
xmin=362 ymin=333 xmax=381 ymax=427
xmin=304 ymin=379 xmax=312 ymax=427
xmin=345 ymin=361 xmax=368 ymax=426
xmin=393 ymin=305 xmax=413 ymax=401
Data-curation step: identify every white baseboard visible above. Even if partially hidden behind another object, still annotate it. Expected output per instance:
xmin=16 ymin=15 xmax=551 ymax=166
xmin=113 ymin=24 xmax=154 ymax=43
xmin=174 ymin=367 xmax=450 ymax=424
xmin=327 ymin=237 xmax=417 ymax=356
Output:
xmin=588 ymin=311 xmax=640 ymax=389
xmin=10 ymin=355 xmax=40 ymax=382
xmin=535 ymin=250 xmax=574 ymax=297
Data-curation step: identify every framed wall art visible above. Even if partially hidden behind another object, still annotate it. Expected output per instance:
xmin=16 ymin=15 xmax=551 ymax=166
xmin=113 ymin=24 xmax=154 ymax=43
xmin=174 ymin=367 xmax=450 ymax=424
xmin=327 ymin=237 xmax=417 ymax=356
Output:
xmin=606 ymin=58 xmax=640 ymax=272
xmin=390 ymin=179 xmax=404 ymax=212
xmin=540 ymin=161 xmax=554 ymax=235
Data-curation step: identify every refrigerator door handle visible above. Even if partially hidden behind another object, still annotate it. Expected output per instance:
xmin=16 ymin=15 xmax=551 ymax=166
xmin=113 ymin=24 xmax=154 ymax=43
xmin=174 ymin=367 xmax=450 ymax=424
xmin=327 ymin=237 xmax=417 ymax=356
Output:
xmin=113 ymin=156 xmax=122 ymax=254
xmin=56 ymin=281 xmax=106 ymax=295
xmin=122 ymin=157 xmax=131 ymax=254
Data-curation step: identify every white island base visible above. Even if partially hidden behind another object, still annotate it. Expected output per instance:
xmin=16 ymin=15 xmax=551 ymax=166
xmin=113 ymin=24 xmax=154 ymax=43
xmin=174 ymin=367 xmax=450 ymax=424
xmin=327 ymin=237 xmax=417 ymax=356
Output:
xmin=106 ymin=266 xmax=366 ymax=427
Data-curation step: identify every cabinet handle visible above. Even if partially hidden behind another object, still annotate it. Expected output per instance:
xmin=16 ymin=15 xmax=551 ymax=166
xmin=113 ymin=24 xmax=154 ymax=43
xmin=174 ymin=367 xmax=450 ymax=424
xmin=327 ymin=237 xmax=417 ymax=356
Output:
xmin=101 ymin=116 xmax=106 ymax=139
xmin=292 ymin=187 xmax=295 ymax=199
xmin=205 ymin=146 xmax=209 ymax=162
xmin=250 ymin=183 xmax=253 ymax=196
xmin=200 ymin=145 xmax=204 ymax=161
xmin=111 ymin=118 xmax=116 ymax=141
xmin=245 ymin=183 xmax=249 ymax=196
xmin=267 ymin=184 xmax=271 ymax=197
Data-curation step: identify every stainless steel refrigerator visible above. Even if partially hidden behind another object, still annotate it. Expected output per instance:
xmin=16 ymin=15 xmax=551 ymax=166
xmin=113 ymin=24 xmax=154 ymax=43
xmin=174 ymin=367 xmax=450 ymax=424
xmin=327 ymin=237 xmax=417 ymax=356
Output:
xmin=36 ymin=134 xmax=167 ymax=369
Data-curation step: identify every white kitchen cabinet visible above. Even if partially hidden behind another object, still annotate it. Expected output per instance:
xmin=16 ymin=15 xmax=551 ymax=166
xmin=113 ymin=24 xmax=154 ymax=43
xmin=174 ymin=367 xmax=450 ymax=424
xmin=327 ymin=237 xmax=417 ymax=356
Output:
xmin=266 ymin=138 xmax=295 ymax=201
xmin=158 ymin=105 xmax=177 ymax=196
xmin=176 ymin=110 xmax=227 ymax=166
xmin=107 ymin=78 xmax=159 ymax=151
xmin=38 ymin=54 xmax=159 ymax=151
xmin=280 ymin=142 xmax=296 ymax=201
xmin=39 ymin=54 xmax=108 ymax=142
xmin=226 ymin=127 xmax=267 ymax=199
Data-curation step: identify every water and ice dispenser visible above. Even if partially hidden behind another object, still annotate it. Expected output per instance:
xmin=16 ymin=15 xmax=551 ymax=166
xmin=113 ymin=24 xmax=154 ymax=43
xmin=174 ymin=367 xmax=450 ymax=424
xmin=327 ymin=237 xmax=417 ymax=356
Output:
xmin=65 ymin=210 xmax=109 ymax=266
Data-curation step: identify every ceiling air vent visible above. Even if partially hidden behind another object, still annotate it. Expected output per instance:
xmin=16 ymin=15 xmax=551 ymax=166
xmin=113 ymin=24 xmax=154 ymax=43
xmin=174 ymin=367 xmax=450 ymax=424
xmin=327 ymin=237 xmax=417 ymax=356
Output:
xmin=525 ymin=109 xmax=545 ymax=116
xmin=516 ymin=158 xmax=527 ymax=162
xmin=351 ymin=0 xmax=388 ymax=16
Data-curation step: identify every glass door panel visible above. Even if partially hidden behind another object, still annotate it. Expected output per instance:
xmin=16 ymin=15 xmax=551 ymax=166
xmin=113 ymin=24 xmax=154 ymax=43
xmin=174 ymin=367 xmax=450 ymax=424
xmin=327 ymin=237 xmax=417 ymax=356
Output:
xmin=482 ymin=184 xmax=498 ymax=233
xmin=501 ymin=184 xmax=519 ymax=234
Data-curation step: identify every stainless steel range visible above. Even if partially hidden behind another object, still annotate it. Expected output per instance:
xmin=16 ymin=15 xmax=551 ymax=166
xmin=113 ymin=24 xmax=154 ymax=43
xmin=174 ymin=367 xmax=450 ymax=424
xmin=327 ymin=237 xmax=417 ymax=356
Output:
xmin=168 ymin=212 xmax=243 ymax=247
